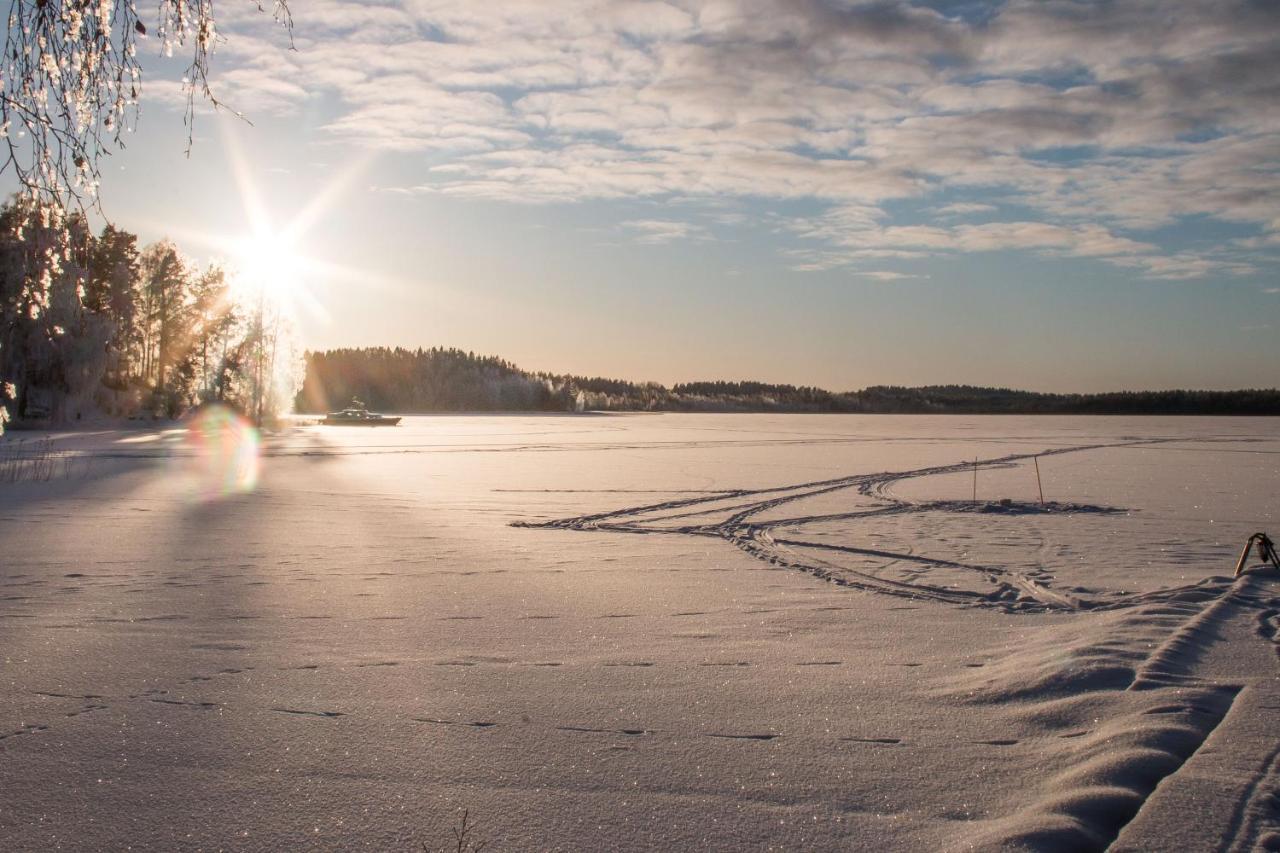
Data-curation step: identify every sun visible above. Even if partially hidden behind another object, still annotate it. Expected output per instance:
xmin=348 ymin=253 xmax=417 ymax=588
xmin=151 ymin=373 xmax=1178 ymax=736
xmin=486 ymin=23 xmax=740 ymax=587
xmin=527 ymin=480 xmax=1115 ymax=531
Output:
xmin=235 ymin=233 xmax=304 ymax=304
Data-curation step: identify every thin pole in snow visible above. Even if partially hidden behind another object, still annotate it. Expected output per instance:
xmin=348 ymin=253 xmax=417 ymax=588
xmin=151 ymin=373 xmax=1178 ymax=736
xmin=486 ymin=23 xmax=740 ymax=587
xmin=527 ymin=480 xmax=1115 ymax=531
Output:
xmin=1034 ymin=456 xmax=1044 ymax=506
xmin=972 ymin=456 xmax=978 ymax=503
xmin=1234 ymin=538 xmax=1254 ymax=577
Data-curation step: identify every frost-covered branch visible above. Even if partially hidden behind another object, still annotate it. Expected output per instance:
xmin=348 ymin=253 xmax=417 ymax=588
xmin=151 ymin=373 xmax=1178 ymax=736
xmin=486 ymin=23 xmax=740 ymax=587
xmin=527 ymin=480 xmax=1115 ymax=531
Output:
xmin=1 ymin=0 xmax=292 ymax=213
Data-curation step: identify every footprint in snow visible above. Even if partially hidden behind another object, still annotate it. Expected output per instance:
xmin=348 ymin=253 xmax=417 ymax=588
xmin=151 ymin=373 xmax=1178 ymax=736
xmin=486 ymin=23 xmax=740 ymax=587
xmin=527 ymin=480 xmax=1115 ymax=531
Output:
xmin=152 ymin=698 xmax=219 ymax=710
xmin=842 ymin=737 xmax=901 ymax=745
xmin=556 ymin=726 xmax=650 ymax=736
xmin=413 ymin=718 xmax=496 ymax=729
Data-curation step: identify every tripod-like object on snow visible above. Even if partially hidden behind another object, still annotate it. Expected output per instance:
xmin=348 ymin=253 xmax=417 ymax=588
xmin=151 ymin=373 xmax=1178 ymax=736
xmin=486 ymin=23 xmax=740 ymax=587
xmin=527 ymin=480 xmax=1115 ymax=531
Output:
xmin=1235 ymin=532 xmax=1280 ymax=577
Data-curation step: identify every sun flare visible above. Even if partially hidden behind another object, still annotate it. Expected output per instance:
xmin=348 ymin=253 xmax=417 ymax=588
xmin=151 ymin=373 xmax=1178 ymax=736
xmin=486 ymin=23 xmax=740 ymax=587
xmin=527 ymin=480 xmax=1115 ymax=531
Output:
xmin=235 ymin=234 xmax=304 ymax=304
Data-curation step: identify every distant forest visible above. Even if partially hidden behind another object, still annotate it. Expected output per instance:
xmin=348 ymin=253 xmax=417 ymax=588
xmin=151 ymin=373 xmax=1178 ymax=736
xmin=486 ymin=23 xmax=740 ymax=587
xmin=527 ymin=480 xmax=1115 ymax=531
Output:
xmin=298 ymin=347 xmax=1280 ymax=416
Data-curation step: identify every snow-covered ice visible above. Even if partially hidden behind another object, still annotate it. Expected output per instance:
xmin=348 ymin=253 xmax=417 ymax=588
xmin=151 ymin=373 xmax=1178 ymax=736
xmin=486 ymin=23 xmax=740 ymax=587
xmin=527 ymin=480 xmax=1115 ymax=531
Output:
xmin=1 ymin=414 xmax=1278 ymax=851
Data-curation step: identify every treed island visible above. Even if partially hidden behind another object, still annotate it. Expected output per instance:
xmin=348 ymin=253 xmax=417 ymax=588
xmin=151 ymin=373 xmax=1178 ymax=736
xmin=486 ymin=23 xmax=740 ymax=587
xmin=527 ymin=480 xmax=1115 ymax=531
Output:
xmin=298 ymin=347 xmax=1280 ymax=416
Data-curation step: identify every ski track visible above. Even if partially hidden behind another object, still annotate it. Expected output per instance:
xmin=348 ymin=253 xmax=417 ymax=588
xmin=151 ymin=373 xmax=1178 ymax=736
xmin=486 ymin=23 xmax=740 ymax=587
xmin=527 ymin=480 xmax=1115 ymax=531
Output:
xmin=513 ymin=436 xmax=1280 ymax=849
xmin=514 ymin=439 xmax=1234 ymax=615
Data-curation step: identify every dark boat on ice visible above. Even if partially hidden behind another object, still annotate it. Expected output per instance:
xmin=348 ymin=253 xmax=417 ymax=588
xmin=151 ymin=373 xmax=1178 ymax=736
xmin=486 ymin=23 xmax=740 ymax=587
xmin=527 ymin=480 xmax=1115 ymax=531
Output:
xmin=321 ymin=400 xmax=401 ymax=426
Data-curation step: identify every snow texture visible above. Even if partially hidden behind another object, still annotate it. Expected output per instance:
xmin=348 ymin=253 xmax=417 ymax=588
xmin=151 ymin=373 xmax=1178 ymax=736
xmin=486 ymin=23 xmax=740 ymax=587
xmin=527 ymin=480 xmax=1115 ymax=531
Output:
xmin=1 ymin=414 xmax=1278 ymax=851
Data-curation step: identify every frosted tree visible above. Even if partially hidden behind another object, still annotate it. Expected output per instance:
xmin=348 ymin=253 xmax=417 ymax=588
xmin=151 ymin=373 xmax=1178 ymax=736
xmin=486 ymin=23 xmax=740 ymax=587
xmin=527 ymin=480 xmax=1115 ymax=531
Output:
xmin=0 ymin=198 xmax=74 ymax=423
xmin=137 ymin=239 xmax=191 ymax=414
xmin=2 ymin=0 xmax=293 ymax=212
xmin=87 ymin=224 xmax=141 ymax=390
xmin=0 ymin=200 xmax=114 ymax=423
xmin=0 ymin=1 xmax=292 ymax=431
xmin=188 ymin=263 xmax=238 ymax=403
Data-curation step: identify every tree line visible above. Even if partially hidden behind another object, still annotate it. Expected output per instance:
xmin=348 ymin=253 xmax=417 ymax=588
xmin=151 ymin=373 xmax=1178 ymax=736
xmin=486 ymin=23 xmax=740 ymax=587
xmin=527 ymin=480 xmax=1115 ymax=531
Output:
xmin=296 ymin=347 xmax=586 ymax=413
xmin=0 ymin=199 xmax=294 ymax=431
xmin=297 ymin=348 xmax=1280 ymax=416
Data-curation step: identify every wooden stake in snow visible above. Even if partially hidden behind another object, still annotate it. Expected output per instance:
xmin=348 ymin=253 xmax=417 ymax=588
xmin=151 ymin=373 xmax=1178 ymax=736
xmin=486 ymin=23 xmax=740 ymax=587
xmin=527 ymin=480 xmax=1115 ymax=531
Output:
xmin=972 ymin=457 xmax=978 ymax=503
xmin=1034 ymin=456 xmax=1044 ymax=506
xmin=1234 ymin=540 xmax=1251 ymax=576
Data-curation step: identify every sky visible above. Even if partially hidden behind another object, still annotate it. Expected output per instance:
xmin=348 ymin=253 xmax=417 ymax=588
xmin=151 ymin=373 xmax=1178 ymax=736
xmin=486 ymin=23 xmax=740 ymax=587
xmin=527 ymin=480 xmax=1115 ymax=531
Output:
xmin=45 ymin=1 xmax=1280 ymax=392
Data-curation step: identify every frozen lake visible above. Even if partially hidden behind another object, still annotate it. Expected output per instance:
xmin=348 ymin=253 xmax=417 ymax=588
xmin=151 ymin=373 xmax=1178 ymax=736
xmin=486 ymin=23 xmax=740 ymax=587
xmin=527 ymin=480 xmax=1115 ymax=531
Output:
xmin=2 ymin=414 xmax=1278 ymax=850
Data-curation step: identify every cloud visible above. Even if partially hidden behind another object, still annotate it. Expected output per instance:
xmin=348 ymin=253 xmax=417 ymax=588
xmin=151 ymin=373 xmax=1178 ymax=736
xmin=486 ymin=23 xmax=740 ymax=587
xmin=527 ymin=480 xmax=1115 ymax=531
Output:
xmin=934 ymin=203 xmax=998 ymax=216
xmin=1107 ymin=253 xmax=1257 ymax=281
xmin=856 ymin=270 xmax=926 ymax=281
xmin=187 ymin=0 xmax=1280 ymax=279
xmin=786 ymin=214 xmax=1253 ymax=279
xmin=621 ymin=218 xmax=708 ymax=244
xmin=795 ymin=215 xmax=1155 ymax=256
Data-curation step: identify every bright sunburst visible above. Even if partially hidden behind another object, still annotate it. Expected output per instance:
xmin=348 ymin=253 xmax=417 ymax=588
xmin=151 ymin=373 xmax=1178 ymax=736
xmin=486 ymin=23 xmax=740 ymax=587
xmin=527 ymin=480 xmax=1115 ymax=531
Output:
xmin=134 ymin=123 xmax=385 ymax=327
xmin=235 ymin=232 xmax=304 ymax=305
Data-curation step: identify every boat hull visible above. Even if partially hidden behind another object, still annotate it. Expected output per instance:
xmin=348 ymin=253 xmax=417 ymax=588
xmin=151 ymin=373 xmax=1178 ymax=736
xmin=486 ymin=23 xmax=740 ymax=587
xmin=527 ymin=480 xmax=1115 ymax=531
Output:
xmin=320 ymin=416 xmax=401 ymax=426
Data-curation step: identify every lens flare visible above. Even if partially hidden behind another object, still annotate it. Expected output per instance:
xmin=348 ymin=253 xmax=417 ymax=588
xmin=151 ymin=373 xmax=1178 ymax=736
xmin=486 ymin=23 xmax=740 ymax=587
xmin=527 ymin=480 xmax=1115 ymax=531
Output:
xmin=184 ymin=405 xmax=260 ymax=498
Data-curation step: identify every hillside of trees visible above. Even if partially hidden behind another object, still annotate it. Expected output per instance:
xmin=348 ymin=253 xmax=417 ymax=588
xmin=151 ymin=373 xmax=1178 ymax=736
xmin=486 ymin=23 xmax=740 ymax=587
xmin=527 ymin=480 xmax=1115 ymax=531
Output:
xmin=0 ymin=199 xmax=295 ymax=431
xmin=296 ymin=347 xmax=582 ymax=413
xmin=297 ymin=348 xmax=1280 ymax=416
